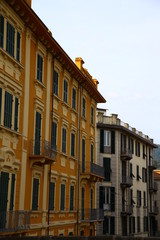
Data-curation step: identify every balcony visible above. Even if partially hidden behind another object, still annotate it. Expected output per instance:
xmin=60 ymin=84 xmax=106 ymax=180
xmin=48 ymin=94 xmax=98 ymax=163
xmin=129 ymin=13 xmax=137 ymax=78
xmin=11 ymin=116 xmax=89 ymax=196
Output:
xmin=121 ymin=148 xmax=132 ymax=161
xmin=149 ymin=182 xmax=158 ymax=192
xmin=0 ymin=211 xmax=30 ymax=233
xmin=121 ymin=176 xmax=133 ymax=188
xmin=149 ymin=206 xmax=159 ymax=215
xmin=29 ymin=140 xmax=57 ymax=166
xmin=80 ymin=162 xmax=104 ymax=182
xmin=148 ymin=162 xmax=156 ymax=171
xmin=80 ymin=208 xmax=104 ymax=222
xmin=121 ymin=205 xmax=133 ymax=216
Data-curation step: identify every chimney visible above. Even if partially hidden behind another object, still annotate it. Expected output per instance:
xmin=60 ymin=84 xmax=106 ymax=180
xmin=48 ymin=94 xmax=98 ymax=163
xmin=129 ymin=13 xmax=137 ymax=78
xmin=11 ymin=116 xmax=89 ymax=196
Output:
xmin=75 ymin=57 xmax=84 ymax=70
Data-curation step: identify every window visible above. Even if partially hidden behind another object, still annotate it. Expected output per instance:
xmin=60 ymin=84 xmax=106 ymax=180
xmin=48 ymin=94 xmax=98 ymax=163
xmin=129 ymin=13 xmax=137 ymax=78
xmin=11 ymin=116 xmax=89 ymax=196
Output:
xmin=143 ymin=191 xmax=146 ymax=207
xmin=70 ymin=185 xmax=74 ymax=211
xmin=82 ymin=97 xmax=86 ymax=117
xmin=130 ymin=163 xmax=134 ymax=178
xmin=62 ymin=128 xmax=67 ymax=153
xmin=71 ymin=132 xmax=75 ymax=157
xmin=14 ymin=97 xmax=19 ymax=131
xmin=53 ymin=70 xmax=58 ymax=95
xmin=10 ymin=173 xmax=15 ymax=210
xmin=0 ymin=14 xmax=4 ymax=48
xmin=91 ymin=144 xmax=93 ymax=164
xmin=135 ymin=141 xmax=140 ymax=157
xmin=103 ymin=158 xmax=111 ymax=181
xmin=63 ymin=79 xmax=68 ymax=103
xmin=90 ymin=189 xmax=93 ymax=209
xmin=91 ymin=106 xmax=94 ymax=124
xmin=129 ymin=216 xmax=135 ymax=234
xmin=137 ymin=216 xmax=140 ymax=232
xmin=143 ymin=144 xmax=146 ymax=159
xmin=143 ymin=216 xmax=148 ymax=232
xmin=32 ymin=178 xmax=39 ymax=210
xmin=4 ymin=91 xmax=13 ymax=129
xmin=137 ymin=190 xmax=141 ymax=207
xmin=37 ymin=54 xmax=43 ymax=82
xmin=51 ymin=122 xmax=57 ymax=149
xmin=82 ymin=139 xmax=85 ymax=172
xmin=0 ymin=88 xmax=2 ymax=123
xmin=81 ymin=187 xmax=85 ymax=220
xmin=16 ymin=32 xmax=20 ymax=62
xmin=142 ymin=168 xmax=147 ymax=182
xmin=72 ymin=88 xmax=76 ymax=110
xmin=34 ymin=112 xmax=41 ymax=155
xmin=136 ymin=165 xmax=141 ymax=180
xmin=128 ymin=137 xmax=134 ymax=154
xmin=49 ymin=182 xmax=55 ymax=210
xmin=121 ymin=134 xmax=126 ymax=153
xmin=60 ymin=184 xmax=65 ymax=211
xmin=104 ymin=130 xmax=110 ymax=146
xmin=6 ymin=22 xmax=15 ymax=57
xmin=103 ymin=216 xmax=115 ymax=235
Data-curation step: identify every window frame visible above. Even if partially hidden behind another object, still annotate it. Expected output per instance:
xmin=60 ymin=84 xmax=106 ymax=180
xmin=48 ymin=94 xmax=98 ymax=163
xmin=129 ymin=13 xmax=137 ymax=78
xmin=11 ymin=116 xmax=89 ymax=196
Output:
xmin=32 ymin=177 xmax=39 ymax=211
xmin=72 ymin=87 xmax=76 ymax=110
xmin=60 ymin=183 xmax=65 ymax=211
xmin=71 ymin=132 xmax=75 ymax=157
xmin=53 ymin=69 xmax=59 ymax=96
xmin=104 ymin=130 xmax=110 ymax=147
xmin=63 ymin=79 xmax=68 ymax=103
xmin=37 ymin=53 xmax=43 ymax=82
xmin=91 ymin=106 xmax=94 ymax=124
xmin=62 ymin=127 xmax=67 ymax=154
xmin=82 ymin=97 xmax=86 ymax=117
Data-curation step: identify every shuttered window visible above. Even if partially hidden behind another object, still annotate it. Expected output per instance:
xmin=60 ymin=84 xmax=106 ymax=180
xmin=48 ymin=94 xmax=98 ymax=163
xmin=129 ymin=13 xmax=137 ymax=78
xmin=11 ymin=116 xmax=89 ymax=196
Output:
xmin=81 ymin=187 xmax=85 ymax=220
xmin=63 ymin=79 xmax=68 ymax=103
xmin=6 ymin=22 xmax=15 ymax=57
xmin=110 ymin=187 xmax=115 ymax=211
xmin=53 ymin=70 xmax=58 ymax=95
xmin=72 ymin=88 xmax=76 ymax=110
xmin=37 ymin=54 xmax=43 ymax=82
xmin=82 ymin=139 xmax=85 ymax=172
xmin=0 ymin=14 xmax=4 ymax=48
xmin=100 ymin=129 xmax=104 ymax=153
xmin=110 ymin=217 xmax=115 ymax=235
xmin=91 ymin=144 xmax=93 ymax=164
xmin=0 ymin=172 xmax=9 ymax=229
xmin=60 ymin=184 xmax=65 ymax=211
xmin=70 ymin=185 xmax=74 ymax=211
xmin=16 ymin=32 xmax=20 ymax=62
xmin=10 ymin=174 xmax=15 ymax=210
xmin=82 ymin=97 xmax=86 ymax=117
xmin=62 ymin=128 xmax=66 ymax=153
xmin=4 ymin=91 xmax=13 ymax=128
xmin=51 ymin=122 xmax=57 ymax=149
xmin=32 ymin=178 xmax=39 ymax=210
xmin=49 ymin=182 xmax=55 ymax=210
xmin=34 ymin=112 xmax=41 ymax=155
xmin=111 ymin=131 xmax=115 ymax=153
xmin=14 ymin=97 xmax=19 ymax=131
xmin=103 ymin=158 xmax=111 ymax=181
xmin=91 ymin=106 xmax=94 ymax=124
xmin=99 ymin=186 xmax=104 ymax=209
xmin=71 ymin=132 xmax=75 ymax=157
xmin=90 ymin=189 xmax=93 ymax=209
xmin=0 ymin=88 xmax=2 ymax=123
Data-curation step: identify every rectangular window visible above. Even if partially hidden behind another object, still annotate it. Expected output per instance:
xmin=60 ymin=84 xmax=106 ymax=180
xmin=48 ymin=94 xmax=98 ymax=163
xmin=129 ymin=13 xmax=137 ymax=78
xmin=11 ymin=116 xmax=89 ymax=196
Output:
xmin=49 ymin=182 xmax=55 ymax=210
xmin=16 ymin=32 xmax=20 ymax=62
xmin=34 ymin=112 xmax=41 ymax=155
xmin=51 ymin=122 xmax=57 ymax=149
xmin=82 ymin=139 xmax=85 ymax=172
xmin=91 ymin=144 xmax=93 ymax=164
xmin=121 ymin=134 xmax=126 ymax=153
xmin=81 ymin=187 xmax=85 ymax=220
xmin=9 ymin=174 xmax=15 ymax=211
xmin=0 ymin=171 xmax=9 ymax=229
xmin=144 ymin=216 xmax=148 ymax=232
xmin=82 ymin=97 xmax=86 ymax=117
xmin=62 ymin=128 xmax=66 ymax=153
xmin=63 ymin=79 xmax=68 ymax=103
xmin=37 ymin=53 xmax=43 ymax=82
xmin=137 ymin=216 xmax=140 ymax=232
xmin=143 ymin=191 xmax=146 ymax=207
xmin=6 ymin=22 xmax=15 ymax=57
xmin=32 ymin=178 xmax=39 ymax=210
xmin=91 ymin=106 xmax=94 ymax=124
xmin=137 ymin=190 xmax=141 ymax=207
xmin=72 ymin=88 xmax=76 ymax=110
xmin=103 ymin=158 xmax=111 ymax=181
xmin=4 ymin=91 xmax=13 ymax=128
xmin=90 ymin=188 xmax=93 ymax=209
xmin=137 ymin=165 xmax=141 ymax=180
xmin=104 ymin=130 xmax=110 ymax=146
xmin=0 ymin=88 xmax=2 ymax=123
xmin=60 ymin=184 xmax=65 ymax=211
xmin=142 ymin=168 xmax=147 ymax=182
xmin=135 ymin=141 xmax=140 ymax=157
xmin=71 ymin=132 xmax=75 ymax=157
xmin=0 ymin=14 xmax=4 ymax=48
xmin=53 ymin=70 xmax=58 ymax=95
xmin=70 ymin=185 xmax=74 ymax=211
xmin=14 ymin=97 xmax=19 ymax=131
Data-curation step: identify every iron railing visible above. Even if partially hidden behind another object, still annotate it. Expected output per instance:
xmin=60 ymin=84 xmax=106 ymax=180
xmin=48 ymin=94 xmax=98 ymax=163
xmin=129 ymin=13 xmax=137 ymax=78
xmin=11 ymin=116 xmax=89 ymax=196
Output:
xmin=121 ymin=204 xmax=133 ymax=215
xmin=80 ymin=208 xmax=104 ymax=222
xmin=0 ymin=211 xmax=30 ymax=232
xmin=81 ymin=162 xmax=104 ymax=178
xmin=121 ymin=176 xmax=133 ymax=186
xmin=121 ymin=148 xmax=132 ymax=160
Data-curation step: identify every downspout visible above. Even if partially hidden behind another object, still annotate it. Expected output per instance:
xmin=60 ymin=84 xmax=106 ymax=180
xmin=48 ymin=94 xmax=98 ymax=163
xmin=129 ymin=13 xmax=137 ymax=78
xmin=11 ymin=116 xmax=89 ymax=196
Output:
xmin=77 ymin=84 xmax=82 ymax=236
xmin=48 ymin=56 xmax=55 ymax=236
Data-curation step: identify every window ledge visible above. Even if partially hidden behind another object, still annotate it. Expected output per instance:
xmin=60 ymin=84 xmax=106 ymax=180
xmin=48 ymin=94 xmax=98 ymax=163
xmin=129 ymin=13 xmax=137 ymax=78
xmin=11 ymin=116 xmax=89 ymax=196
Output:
xmin=70 ymin=156 xmax=77 ymax=161
xmin=53 ymin=94 xmax=61 ymax=102
xmin=34 ymin=79 xmax=46 ymax=89
xmin=0 ymin=48 xmax=24 ymax=71
xmin=70 ymin=108 xmax=78 ymax=115
xmin=82 ymin=116 xmax=87 ymax=122
xmin=0 ymin=125 xmax=22 ymax=137
xmin=61 ymin=101 xmax=70 ymax=109
xmin=61 ymin=152 xmax=68 ymax=158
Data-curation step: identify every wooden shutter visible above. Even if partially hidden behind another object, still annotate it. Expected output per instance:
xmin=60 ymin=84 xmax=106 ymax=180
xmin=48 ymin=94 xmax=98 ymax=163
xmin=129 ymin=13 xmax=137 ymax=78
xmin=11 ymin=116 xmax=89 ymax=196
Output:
xmin=99 ymin=186 xmax=104 ymax=209
xmin=82 ymin=139 xmax=85 ymax=172
xmin=110 ymin=187 xmax=115 ymax=211
xmin=0 ymin=172 xmax=9 ymax=229
xmin=10 ymin=174 xmax=15 ymax=210
xmin=0 ymin=14 xmax=4 ymax=48
xmin=70 ymin=186 xmax=74 ymax=210
xmin=110 ymin=216 xmax=115 ymax=235
xmin=60 ymin=184 xmax=65 ymax=210
xmin=91 ymin=144 xmax=93 ymax=164
xmin=4 ymin=92 xmax=13 ymax=128
xmin=62 ymin=128 xmax=66 ymax=153
xmin=32 ymin=178 xmax=39 ymax=210
xmin=71 ymin=133 xmax=75 ymax=157
xmin=49 ymin=182 xmax=55 ymax=210
xmin=14 ymin=97 xmax=19 ymax=131
xmin=103 ymin=158 xmax=111 ymax=181
xmin=16 ymin=32 xmax=20 ymax=61
xmin=51 ymin=122 xmax=57 ymax=149
xmin=100 ymin=129 xmax=104 ymax=153
xmin=0 ymin=88 xmax=2 ymax=122
xmin=111 ymin=131 xmax=115 ymax=154
xmin=81 ymin=187 xmax=85 ymax=220
xmin=35 ymin=112 xmax=41 ymax=154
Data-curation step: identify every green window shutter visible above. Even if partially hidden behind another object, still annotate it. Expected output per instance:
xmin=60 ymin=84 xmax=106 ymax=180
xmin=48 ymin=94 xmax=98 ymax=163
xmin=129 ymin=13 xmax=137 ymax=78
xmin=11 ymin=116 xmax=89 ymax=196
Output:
xmin=16 ymin=32 xmax=20 ymax=62
xmin=14 ymin=97 xmax=19 ymax=131
xmin=4 ymin=91 xmax=13 ymax=128
xmin=37 ymin=54 xmax=43 ymax=82
xmin=72 ymin=88 xmax=76 ymax=110
xmin=111 ymin=131 xmax=115 ymax=154
xmin=103 ymin=158 xmax=111 ymax=181
xmin=82 ymin=98 xmax=85 ymax=117
xmin=82 ymin=139 xmax=85 ymax=172
xmin=49 ymin=182 xmax=55 ymax=210
xmin=10 ymin=174 xmax=15 ymax=210
xmin=0 ymin=172 xmax=9 ymax=229
xmin=60 ymin=184 xmax=65 ymax=210
xmin=63 ymin=80 xmax=68 ymax=103
xmin=62 ymin=128 xmax=66 ymax=153
xmin=51 ymin=122 xmax=57 ymax=149
xmin=0 ymin=14 xmax=4 ymax=48
xmin=91 ymin=144 xmax=93 ymax=164
xmin=53 ymin=70 xmax=58 ymax=95
xmin=100 ymin=129 xmax=104 ymax=153
xmin=81 ymin=187 xmax=85 ymax=220
xmin=6 ymin=22 xmax=15 ymax=57
xmin=70 ymin=185 xmax=74 ymax=211
xmin=91 ymin=106 xmax=93 ymax=124
xmin=99 ymin=186 xmax=104 ymax=209
xmin=32 ymin=178 xmax=39 ymax=210
xmin=71 ymin=133 xmax=75 ymax=157
xmin=0 ymin=88 xmax=2 ymax=123
xmin=34 ymin=112 xmax=41 ymax=155
xmin=110 ymin=187 xmax=115 ymax=211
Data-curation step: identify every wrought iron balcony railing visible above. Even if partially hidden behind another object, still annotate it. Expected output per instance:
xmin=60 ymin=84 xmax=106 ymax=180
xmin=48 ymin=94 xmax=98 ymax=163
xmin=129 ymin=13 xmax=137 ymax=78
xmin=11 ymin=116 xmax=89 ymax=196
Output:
xmin=0 ymin=211 xmax=30 ymax=232
xmin=121 ymin=176 xmax=133 ymax=187
xmin=149 ymin=181 xmax=158 ymax=192
xmin=81 ymin=162 xmax=104 ymax=179
xmin=80 ymin=208 xmax=104 ymax=222
xmin=29 ymin=140 xmax=57 ymax=165
xmin=121 ymin=148 xmax=132 ymax=160
xmin=121 ymin=204 xmax=133 ymax=215
xmin=149 ymin=206 xmax=159 ymax=215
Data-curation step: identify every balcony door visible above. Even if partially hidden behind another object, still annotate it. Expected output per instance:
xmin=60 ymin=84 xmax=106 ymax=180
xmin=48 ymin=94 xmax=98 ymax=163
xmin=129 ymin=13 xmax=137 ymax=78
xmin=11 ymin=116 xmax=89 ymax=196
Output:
xmin=34 ymin=112 xmax=41 ymax=155
xmin=0 ymin=172 xmax=9 ymax=229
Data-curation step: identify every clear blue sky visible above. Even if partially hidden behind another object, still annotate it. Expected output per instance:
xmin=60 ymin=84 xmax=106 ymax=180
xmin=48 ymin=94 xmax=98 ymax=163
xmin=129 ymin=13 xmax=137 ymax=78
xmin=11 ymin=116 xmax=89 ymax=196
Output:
xmin=32 ymin=0 xmax=160 ymax=144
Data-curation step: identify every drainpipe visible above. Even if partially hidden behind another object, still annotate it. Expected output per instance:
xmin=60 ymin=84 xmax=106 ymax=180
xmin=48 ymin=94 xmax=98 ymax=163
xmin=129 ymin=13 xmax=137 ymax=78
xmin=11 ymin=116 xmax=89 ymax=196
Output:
xmin=48 ymin=57 xmax=55 ymax=236
xmin=77 ymin=84 xmax=82 ymax=236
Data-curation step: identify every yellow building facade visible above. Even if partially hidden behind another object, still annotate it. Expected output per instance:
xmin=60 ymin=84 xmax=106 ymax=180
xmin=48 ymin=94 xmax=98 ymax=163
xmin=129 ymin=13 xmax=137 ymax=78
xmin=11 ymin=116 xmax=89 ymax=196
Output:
xmin=0 ymin=0 xmax=105 ymax=236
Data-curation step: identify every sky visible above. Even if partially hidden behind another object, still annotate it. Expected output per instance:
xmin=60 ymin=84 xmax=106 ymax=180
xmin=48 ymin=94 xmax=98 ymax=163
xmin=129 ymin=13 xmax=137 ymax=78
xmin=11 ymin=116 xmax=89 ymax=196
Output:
xmin=32 ymin=0 xmax=160 ymax=144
